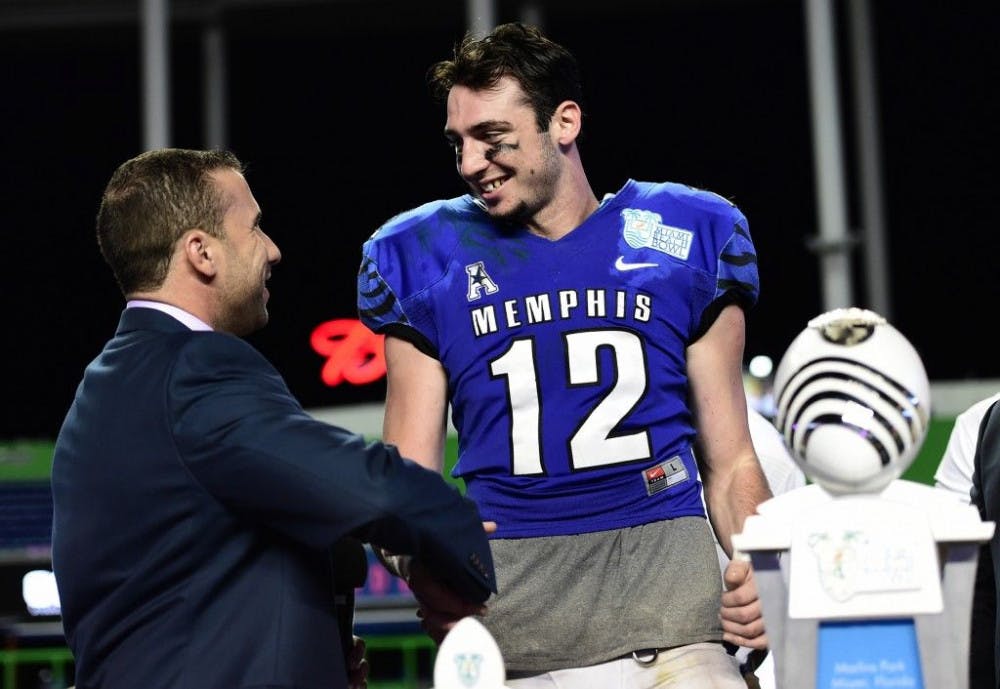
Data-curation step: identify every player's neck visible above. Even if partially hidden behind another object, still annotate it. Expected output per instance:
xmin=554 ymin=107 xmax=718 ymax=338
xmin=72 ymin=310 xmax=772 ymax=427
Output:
xmin=525 ymin=169 xmax=599 ymax=241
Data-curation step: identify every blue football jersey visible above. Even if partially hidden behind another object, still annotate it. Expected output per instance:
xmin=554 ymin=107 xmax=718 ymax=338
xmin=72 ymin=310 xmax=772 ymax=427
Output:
xmin=358 ymin=180 xmax=759 ymax=538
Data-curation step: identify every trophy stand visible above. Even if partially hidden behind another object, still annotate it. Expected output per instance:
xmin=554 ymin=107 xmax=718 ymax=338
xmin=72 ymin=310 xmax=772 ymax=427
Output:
xmin=734 ymin=480 xmax=993 ymax=689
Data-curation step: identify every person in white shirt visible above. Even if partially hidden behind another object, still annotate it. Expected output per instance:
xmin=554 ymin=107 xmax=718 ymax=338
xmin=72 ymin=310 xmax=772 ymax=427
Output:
xmin=934 ymin=392 xmax=1000 ymax=503
xmin=933 ymin=391 xmax=1000 ymax=688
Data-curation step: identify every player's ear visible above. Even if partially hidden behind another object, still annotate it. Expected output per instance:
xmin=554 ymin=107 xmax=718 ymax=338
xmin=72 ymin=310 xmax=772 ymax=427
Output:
xmin=552 ymin=100 xmax=582 ymax=146
xmin=180 ymin=229 xmax=218 ymax=279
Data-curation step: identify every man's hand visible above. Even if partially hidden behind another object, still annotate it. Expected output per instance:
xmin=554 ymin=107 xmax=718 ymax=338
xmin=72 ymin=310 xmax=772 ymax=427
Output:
xmin=409 ymin=559 xmax=489 ymax=644
xmin=348 ymin=635 xmax=369 ymax=689
xmin=407 ymin=521 xmax=495 ymax=644
xmin=720 ymin=558 xmax=768 ymax=650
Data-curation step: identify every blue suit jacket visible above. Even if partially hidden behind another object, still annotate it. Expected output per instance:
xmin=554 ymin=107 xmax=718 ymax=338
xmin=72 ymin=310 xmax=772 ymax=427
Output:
xmin=51 ymin=308 xmax=494 ymax=689
xmin=972 ymin=399 xmax=1000 ymax=689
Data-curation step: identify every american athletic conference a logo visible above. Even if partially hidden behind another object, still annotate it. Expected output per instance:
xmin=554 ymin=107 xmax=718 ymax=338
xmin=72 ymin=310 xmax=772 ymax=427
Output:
xmin=466 ymin=261 xmax=499 ymax=301
xmin=621 ymin=208 xmax=693 ymax=261
xmin=453 ymin=653 xmax=484 ymax=687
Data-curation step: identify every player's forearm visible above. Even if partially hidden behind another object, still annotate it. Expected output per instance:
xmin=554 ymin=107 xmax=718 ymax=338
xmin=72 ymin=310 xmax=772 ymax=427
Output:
xmin=706 ymin=454 xmax=772 ymax=556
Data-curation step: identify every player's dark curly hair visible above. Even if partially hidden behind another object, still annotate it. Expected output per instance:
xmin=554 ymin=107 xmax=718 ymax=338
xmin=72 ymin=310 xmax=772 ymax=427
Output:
xmin=427 ymin=22 xmax=585 ymax=133
xmin=96 ymin=148 xmax=243 ymax=295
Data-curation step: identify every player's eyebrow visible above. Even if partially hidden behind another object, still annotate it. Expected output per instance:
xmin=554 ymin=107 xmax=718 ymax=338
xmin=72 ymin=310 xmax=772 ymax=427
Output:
xmin=444 ymin=120 xmax=513 ymax=140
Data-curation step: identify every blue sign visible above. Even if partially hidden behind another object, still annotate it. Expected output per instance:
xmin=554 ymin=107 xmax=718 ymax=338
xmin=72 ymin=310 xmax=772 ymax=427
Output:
xmin=816 ymin=619 xmax=922 ymax=688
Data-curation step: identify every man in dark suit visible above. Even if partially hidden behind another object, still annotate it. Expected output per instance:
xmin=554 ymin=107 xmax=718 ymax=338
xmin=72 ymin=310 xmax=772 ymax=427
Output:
xmin=972 ymin=398 xmax=1000 ymax=689
xmin=51 ymin=148 xmax=495 ymax=689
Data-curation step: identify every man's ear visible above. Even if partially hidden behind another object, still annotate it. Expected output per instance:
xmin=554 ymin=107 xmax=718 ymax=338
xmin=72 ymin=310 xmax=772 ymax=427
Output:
xmin=552 ymin=100 xmax=583 ymax=146
xmin=181 ymin=229 xmax=218 ymax=279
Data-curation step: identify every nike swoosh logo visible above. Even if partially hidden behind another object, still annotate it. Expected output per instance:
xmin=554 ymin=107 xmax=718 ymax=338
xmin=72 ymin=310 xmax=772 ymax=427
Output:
xmin=615 ymin=256 xmax=658 ymax=271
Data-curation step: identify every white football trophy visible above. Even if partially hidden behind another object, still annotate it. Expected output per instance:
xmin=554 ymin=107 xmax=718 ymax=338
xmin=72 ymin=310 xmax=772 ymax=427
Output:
xmin=734 ymin=307 xmax=993 ymax=689
xmin=772 ymin=307 xmax=931 ymax=494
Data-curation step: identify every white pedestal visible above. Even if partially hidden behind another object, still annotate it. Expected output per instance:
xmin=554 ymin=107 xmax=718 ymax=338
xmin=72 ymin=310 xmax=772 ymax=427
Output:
xmin=733 ymin=480 xmax=994 ymax=689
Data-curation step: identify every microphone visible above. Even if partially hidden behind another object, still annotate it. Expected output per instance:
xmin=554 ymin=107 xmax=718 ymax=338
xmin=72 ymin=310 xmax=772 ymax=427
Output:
xmin=332 ymin=537 xmax=368 ymax=664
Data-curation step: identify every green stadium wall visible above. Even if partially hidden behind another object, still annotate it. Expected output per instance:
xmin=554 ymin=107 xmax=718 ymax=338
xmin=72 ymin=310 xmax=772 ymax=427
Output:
xmin=0 ymin=412 xmax=972 ymax=489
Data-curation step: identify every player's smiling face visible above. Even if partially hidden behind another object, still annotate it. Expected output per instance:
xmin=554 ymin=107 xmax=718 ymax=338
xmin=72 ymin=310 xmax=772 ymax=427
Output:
xmin=444 ymin=76 xmax=562 ymax=224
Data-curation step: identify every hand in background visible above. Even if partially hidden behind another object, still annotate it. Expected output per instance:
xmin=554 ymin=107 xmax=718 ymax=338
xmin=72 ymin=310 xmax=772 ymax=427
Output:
xmin=348 ymin=635 xmax=369 ymax=689
xmin=720 ymin=558 xmax=767 ymax=650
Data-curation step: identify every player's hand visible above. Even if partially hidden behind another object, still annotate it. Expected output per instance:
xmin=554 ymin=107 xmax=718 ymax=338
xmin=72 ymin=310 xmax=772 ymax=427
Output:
xmin=409 ymin=560 xmax=489 ymax=644
xmin=348 ymin=635 xmax=369 ymax=689
xmin=720 ymin=557 xmax=768 ymax=650
xmin=483 ymin=521 xmax=497 ymax=534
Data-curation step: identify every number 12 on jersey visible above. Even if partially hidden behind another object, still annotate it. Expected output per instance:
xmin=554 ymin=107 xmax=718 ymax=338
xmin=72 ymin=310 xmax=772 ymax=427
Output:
xmin=489 ymin=329 xmax=653 ymax=476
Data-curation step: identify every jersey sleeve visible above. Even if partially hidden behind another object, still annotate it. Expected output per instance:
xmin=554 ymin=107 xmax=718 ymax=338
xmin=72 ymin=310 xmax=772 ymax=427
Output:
xmin=685 ymin=190 xmax=759 ymax=341
xmin=357 ymin=241 xmax=437 ymax=357
xmin=716 ymin=209 xmax=759 ymax=308
xmin=357 ymin=207 xmax=450 ymax=359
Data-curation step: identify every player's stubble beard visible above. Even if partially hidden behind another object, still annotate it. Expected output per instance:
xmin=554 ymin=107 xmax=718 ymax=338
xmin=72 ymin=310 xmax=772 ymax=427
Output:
xmin=488 ymin=130 xmax=563 ymax=228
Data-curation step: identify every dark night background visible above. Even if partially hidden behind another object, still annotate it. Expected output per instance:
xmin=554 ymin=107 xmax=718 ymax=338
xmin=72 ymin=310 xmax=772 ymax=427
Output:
xmin=2 ymin=0 xmax=997 ymax=441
